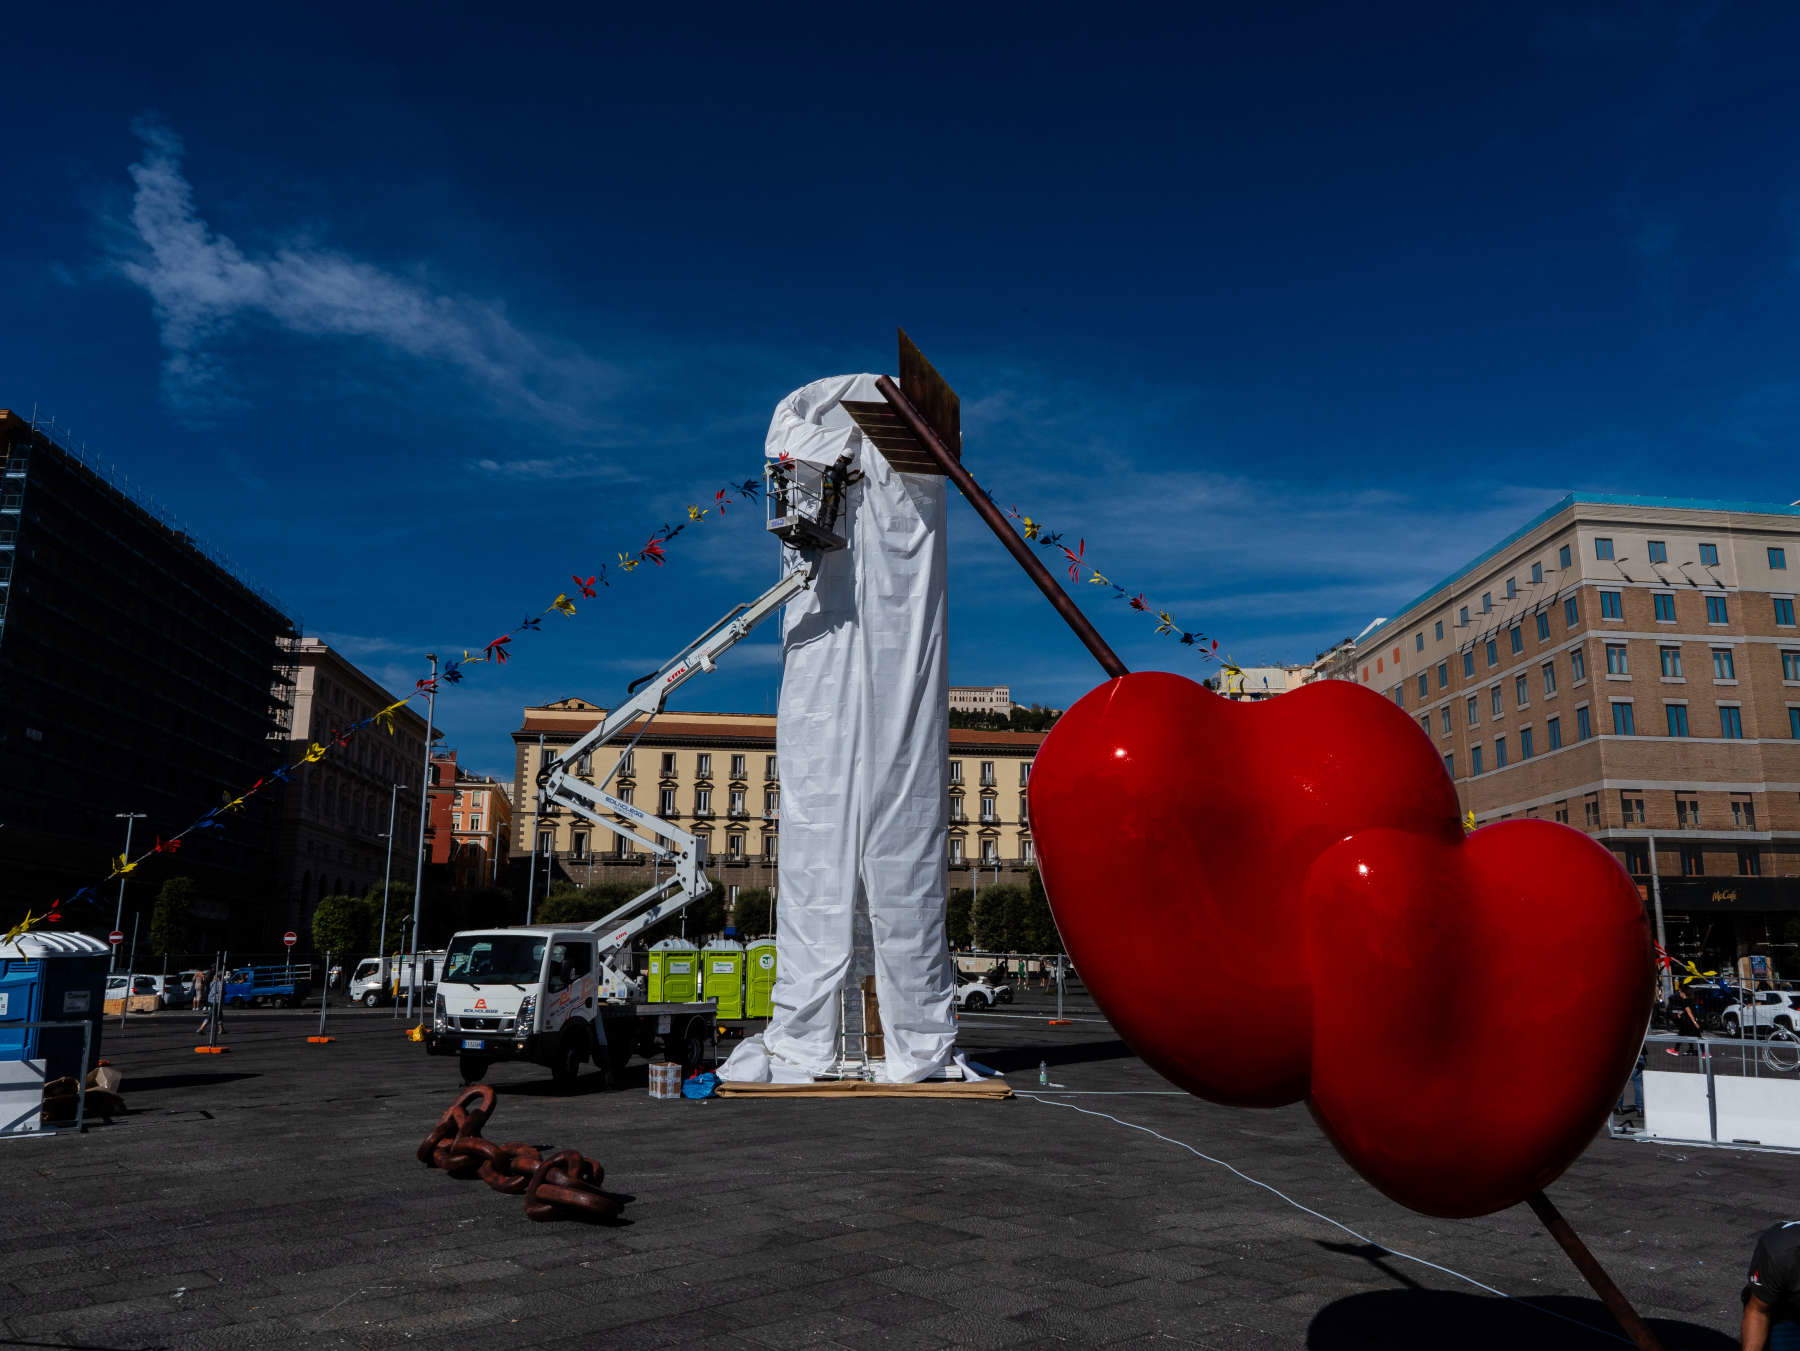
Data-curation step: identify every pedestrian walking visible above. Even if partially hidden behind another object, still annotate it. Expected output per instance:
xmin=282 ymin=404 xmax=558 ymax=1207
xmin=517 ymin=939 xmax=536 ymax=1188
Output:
xmin=191 ymin=968 xmax=209 ymax=1013
xmin=1741 ymin=1220 xmax=1800 ymax=1350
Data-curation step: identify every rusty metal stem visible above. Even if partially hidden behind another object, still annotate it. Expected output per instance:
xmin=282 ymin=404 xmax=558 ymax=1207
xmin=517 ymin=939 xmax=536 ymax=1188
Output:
xmin=1525 ymin=1191 xmax=1665 ymax=1351
xmin=873 ymin=374 xmax=1130 ymax=680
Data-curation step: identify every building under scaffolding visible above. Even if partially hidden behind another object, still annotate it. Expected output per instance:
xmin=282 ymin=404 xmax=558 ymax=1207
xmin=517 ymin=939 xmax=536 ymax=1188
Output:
xmin=0 ymin=410 xmax=298 ymax=945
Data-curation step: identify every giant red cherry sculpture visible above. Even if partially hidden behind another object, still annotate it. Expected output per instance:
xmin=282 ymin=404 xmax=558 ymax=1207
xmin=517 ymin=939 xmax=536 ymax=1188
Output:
xmin=1028 ymin=671 xmax=1653 ymax=1220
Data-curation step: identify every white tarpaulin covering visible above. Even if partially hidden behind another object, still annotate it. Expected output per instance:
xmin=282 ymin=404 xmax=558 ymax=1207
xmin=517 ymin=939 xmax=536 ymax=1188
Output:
xmin=722 ymin=373 xmax=957 ymax=1083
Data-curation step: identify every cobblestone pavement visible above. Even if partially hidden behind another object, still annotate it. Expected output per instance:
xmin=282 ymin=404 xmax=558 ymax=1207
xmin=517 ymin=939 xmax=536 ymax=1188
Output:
xmin=0 ymin=994 xmax=1786 ymax=1349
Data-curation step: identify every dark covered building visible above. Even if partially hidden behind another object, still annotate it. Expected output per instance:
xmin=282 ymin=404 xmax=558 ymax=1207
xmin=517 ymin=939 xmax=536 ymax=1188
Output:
xmin=0 ymin=410 xmax=298 ymax=944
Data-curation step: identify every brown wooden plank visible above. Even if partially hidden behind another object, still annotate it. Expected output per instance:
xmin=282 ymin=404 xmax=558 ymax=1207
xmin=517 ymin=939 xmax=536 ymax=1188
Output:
xmin=897 ymin=329 xmax=961 ymax=458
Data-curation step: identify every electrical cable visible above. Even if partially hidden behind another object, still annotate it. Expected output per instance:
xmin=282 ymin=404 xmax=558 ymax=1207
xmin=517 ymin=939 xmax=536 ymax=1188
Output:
xmin=1016 ymin=1092 xmax=1636 ymax=1346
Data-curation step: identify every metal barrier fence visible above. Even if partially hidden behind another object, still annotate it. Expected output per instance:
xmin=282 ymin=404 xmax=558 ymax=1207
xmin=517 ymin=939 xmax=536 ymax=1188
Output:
xmin=1613 ymin=1032 xmax=1800 ymax=1152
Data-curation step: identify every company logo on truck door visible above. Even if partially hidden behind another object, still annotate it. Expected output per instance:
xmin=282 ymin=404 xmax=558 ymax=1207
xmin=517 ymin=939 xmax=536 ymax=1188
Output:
xmin=474 ymin=997 xmax=489 ymax=1010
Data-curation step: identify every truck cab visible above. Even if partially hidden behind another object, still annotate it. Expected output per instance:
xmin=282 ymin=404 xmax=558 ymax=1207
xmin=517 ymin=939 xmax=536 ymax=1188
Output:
xmin=427 ymin=925 xmax=717 ymax=1089
xmin=348 ymin=950 xmax=443 ymax=1007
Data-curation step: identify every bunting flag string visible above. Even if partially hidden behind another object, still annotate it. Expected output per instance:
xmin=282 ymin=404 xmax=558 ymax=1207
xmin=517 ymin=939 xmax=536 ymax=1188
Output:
xmin=9 ymin=467 xmax=792 ymax=937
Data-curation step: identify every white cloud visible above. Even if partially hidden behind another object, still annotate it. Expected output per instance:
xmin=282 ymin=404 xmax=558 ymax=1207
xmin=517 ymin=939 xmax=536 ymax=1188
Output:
xmin=472 ymin=454 xmax=638 ymax=482
xmin=114 ymin=118 xmax=614 ymax=422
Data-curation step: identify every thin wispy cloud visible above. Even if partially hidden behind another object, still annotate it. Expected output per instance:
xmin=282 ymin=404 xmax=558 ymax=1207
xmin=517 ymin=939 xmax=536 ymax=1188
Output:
xmin=472 ymin=454 xmax=639 ymax=482
xmin=112 ymin=118 xmax=616 ymax=424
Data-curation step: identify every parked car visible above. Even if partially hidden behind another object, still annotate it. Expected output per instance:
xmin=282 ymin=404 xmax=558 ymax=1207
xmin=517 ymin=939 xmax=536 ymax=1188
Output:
xmin=1721 ymin=989 xmax=1800 ymax=1038
xmin=956 ymin=974 xmax=1012 ymax=1010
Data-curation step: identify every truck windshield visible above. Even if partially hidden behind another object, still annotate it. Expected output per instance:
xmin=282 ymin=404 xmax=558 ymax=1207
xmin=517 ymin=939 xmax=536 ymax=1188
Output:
xmin=443 ymin=935 xmax=545 ymax=985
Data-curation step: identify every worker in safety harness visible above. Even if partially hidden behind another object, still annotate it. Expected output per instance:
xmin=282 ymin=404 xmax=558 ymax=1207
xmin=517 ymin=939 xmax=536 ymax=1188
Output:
xmin=1742 ymin=1220 xmax=1800 ymax=1350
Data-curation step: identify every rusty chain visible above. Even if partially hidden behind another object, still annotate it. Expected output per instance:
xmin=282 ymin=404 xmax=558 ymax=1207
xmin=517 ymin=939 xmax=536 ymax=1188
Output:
xmin=417 ymin=1085 xmax=625 ymax=1223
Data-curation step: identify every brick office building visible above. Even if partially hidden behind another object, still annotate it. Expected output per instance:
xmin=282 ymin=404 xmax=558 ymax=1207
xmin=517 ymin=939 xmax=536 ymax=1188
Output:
xmin=1324 ymin=494 xmax=1800 ymax=971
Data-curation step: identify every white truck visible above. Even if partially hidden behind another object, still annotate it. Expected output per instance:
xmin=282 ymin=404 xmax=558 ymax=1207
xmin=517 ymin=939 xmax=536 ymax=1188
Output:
xmin=424 ymin=455 xmax=850 ymax=1088
xmin=348 ymin=951 xmax=444 ymax=1007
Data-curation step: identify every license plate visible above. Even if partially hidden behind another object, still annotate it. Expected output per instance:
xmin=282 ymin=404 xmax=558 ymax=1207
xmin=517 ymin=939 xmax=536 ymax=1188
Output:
xmin=460 ymin=1039 xmax=487 ymax=1050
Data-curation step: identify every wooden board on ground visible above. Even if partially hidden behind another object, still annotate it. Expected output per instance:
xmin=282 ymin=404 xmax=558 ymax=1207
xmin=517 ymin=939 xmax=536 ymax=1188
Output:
xmin=716 ymin=1078 xmax=1010 ymax=1100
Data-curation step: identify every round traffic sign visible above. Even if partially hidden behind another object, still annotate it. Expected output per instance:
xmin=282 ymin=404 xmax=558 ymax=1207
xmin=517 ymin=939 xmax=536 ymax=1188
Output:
xmin=282 ymin=930 xmax=298 ymax=948
xmin=108 ymin=930 xmax=124 ymax=945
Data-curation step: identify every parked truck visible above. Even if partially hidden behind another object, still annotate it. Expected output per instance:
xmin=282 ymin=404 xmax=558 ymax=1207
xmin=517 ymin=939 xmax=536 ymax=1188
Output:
xmin=221 ymin=964 xmax=312 ymax=1008
xmin=348 ymin=951 xmax=444 ymax=1008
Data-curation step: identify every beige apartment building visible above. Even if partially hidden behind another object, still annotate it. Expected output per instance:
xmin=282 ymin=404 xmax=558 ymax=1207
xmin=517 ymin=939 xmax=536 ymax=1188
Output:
xmin=511 ymin=700 xmax=1042 ymax=908
xmin=949 ymin=684 xmax=1013 ymax=715
xmin=1206 ymin=664 xmax=1314 ymax=702
xmin=1324 ymin=493 xmax=1800 ymax=969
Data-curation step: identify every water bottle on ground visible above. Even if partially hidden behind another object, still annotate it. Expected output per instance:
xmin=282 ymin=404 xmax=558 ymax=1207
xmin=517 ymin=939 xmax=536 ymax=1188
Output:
xmin=1038 ymin=1060 xmax=1048 ymax=1086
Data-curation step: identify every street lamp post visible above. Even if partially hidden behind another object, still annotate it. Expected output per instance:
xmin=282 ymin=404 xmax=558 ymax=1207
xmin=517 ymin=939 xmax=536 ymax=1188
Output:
xmin=378 ymin=782 xmax=401 ymax=1008
xmin=111 ymin=813 xmax=146 ymax=972
xmin=526 ymin=733 xmax=545 ymax=925
xmin=407 ymin=654 xmax=438 ymax=1024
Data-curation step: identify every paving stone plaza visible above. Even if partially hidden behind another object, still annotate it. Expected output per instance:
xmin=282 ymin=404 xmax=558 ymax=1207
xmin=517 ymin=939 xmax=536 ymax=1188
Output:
xmin=0 ymin=995 xmax=1788 ymax=1349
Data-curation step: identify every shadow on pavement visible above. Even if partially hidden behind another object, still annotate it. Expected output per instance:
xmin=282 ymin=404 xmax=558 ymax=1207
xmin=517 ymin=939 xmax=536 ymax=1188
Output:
xmin=122 ymin=1071 xmax=259 ymax=1093
xmin=1306 ymin=1288 xmax=1731 ymax=1349
xmin=975 ymin=1039 xmax=1138 ymax=1074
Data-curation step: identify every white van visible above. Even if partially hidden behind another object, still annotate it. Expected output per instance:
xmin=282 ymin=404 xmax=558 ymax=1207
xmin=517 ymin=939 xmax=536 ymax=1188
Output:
xmin=347 ymin=951 xmax=443 ymax=1007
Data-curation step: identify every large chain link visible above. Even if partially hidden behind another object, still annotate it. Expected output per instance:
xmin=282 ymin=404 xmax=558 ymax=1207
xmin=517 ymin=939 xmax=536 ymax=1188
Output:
xmin=417 ymin=1085 xmax=625 ymax=1223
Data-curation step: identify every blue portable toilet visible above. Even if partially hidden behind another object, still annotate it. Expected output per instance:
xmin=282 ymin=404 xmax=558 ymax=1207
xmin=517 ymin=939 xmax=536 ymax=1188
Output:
xmin=0 ymin=932 xmax=109 ymax=1083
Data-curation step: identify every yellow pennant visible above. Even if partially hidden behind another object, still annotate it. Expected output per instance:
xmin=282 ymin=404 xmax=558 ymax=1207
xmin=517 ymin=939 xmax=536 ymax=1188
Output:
xmin=114 ymin=854 xmax=138 ymax=876
xmin=2 ymin=910 xmax=42 ymax=946
xmin=374 ymin=700 xmax=408 ymax=734
xmin=303 ymin=742 xmax=328 ymax=763
xmin=618 ymin=553 xmax=639 ymax=572
xmin=1462 ymin=809 xmax=1477 ymax=833
xmin=687 ymin=505 xmax=707 ymax=521
xmin=1021 ymin=517 xmax=1039 ymax=540
xmin=1087 ymin=571 xmax=1109 ymax=586
xmin=550 ymin=594 xmax=578 ymax=617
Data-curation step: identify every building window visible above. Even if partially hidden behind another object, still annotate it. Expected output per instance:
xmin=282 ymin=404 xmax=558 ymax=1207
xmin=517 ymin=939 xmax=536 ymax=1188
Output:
xmin=696 ymin=788 xmax=714 ymax=815
xmin=1018 ymin=793 xmax=1029 ymax=824
xmin=1584 ymin=795 xmax=1600 ymax=827
xmin=728 ymin=834 xmax=745 ymax=856
xmin=765 ymin=833 xmax=779 ymax=860
xmin=1462 ymin=650 xmax=1475 ymax=678
xmin=572 ymin=831 xmax=589 ymax=859
xmin=1605 ymin=643 xmax=1629 ymax=676
xmin=1482 ymin=592 xmax=1493 ymax=613
xmin=729 ymin=789 xmax=747 ymax=816
xmin=1435 ymin=620 xmax=1445 ymax=640
xmin=949 ymin=837 xmax=964 ymax=864
xmin=470 ymin=814 xmax=482 ymax=830
xmin=1598 ymin=590 xmax=1626 ymax=621
xmin=1731 ymin=797 xmax=1757 ymax=829
xmin=1712 ymin=648 xmax=1736 ymax=680
xmin=1680 ymin=846 xmax=1704 ymax=877
xmin=1515 ymin=674 xmax=1529 ymax=706
xmin=765 ymin=789 xmax=780 ymax=816
xmin=949 ymin=794 xmax=965 ymax=822
xmin=1770 ymin=547 xmax=1788 ymax=571
xmin=1595 ymin=537 xmax=1614 ymax=560
xmin=1417 ymin=673 xmax=1429 ymax=698
xmin=980 ymin=761 xmax=996 ymax=786
xmin=1490 ymin=685 xmax=1503 ymax=717
xmin=1660 ymin=646 xmax=1683 ymax=677
xmin=1570 ymin=648 xmax=1587 ymax=682
xmin=1419 ymin=715 xmax=1431 ymax=737
xmin=1436 ymin=661 xmax=1448 ymax=688
xmin=1783 ymin=650 xmax=1800 ymax=680
xmin=1459 ymin=605 xmax=1470 ymax=626
xmin=1531 ymin=562 xmax=1544 ymax=584
xmin=1439 ymin=707 xmax=1451 ymax=735
xmin=618 ymin=785 xmax=634 ymax=807
xmin=1415 ymin=632 xmax=1424 ymax=652
xmin=617 ymin=751 xmax=635 ymax=777
xmin=1554 ymin=800 xmax=1569 ymax=823
xmin=731 ymin=754 xmax=747 ymax=778
xmin=574 ymin=753 xmax=592 ymax=777
xmin=1647 ymin=540 xmax=1667 ymax=564
xmin=1442 ymin=753 xmax=1455 ymax=777
xmin=1676 ymin=794 xmax=1700 ymax=829
xmin=1471 ymin=746 xmax=1484 ymax=775
xmin=1665 ymin=704 xmax=1689 ymax=737
xmin=1494 ymin=736 xmax=1508 ymax=768
xmin=980 ymin=794 xmax=997 ymax=822
xmin=1699 ymin=543 xmax=1719 ymax=567
xmin=1485 ymin=639 xmax=1498 ymax=667
xmin=1020 ymin=760 xmax=1033 ymax=785
xmin=1791 ymin=707 xmax=1800 ymax=738
xmin=1547 ymin=716 xmax=1563 ymax=749
xmin=1611 ymin=701 xmax=1635 ymax=735
xmin=1620 ymin=794 xmax=1645 ymax=824
xmin=1535 ymin=612 xmax=1550 ymax=641
xmin=1719 ymin=705 xmax=1744 ymax=739
xmin=1653 ymin=593 xmax=1675 ymax=623
xmin=1509 ymin=626 xmax=1523 ymax=654
xmin=1776 ymin=599 xmax=1796 ymax=627
xmin=451 ymin=814 xmax=462 ymax=830
xmin=766 ymin=755 xmax=779 ymax=780
xmin=696 ymin=753 xmax=712 ymax=778
xmin=1519 ymin=726 xmax=1534 ymax=758
xmin=1739 ymin=848 xmax=1762 ymax=877
xmin=1704 ymin=595 xmax=1728 ymax=625
xmin=1541 ymin=661 xmax=1557 ymax=695
xmin=1466 ymin=696 xmax=1479 ymax=726
xmin=1558 ymin=544 xmax=1573 ymax=570
xmin=659 ymin=788 xmax=677 ymax=815
xmin=537 ymin=831 xmax=554 ymax=856
xmin=661 ymin=752 xmax=677 ymax=776
xmin=1564 ymin=596 xmax=1579 ymax=628
xmin=1576 ymin=705 xmax=1593 ymax=740
xmin=1624 ymin=843 xmax=1649 ymax=874
xmin=980 ymin=837 xmax=998 ymax=864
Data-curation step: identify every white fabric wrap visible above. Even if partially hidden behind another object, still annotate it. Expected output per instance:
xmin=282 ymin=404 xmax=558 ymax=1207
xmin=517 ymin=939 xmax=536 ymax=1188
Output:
xmin=722 ymin=373 xmax=956 ymax=1084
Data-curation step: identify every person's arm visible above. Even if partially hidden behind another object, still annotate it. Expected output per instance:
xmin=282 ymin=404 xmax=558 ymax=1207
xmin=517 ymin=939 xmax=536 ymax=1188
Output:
xmin=1741 ymin=1292 xmax=1774 ymax=1350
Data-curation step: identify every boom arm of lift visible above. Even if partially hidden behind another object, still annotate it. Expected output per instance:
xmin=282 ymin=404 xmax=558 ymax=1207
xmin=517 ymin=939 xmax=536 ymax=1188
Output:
xmin=535 ymin=559 xmax=818 ymax=982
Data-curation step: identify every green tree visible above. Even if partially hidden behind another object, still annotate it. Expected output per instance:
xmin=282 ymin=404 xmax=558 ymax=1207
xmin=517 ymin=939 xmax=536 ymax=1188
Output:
xmin=149 ymin=877 xmax=197 ymax=955
xmin=732 ymin=888 xmax=774 ymax=936
xmin=1013 ymin=868 xmax=1064 ymax=953
xmin=311 ymin=894 xmax=371 ymax=956
xmin=971 ymin=884 xmax=1027 ymax=952
xmin=946 ymin=887 xmax=973 ymax=949
xmin=538 ymin=881 xmax=640 ymax=925
xmin=360 ymin=881 xmax=413 ymax=952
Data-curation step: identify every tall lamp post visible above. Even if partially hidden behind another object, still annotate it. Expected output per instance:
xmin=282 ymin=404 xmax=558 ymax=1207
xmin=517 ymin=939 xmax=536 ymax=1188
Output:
xmin=111 ymin=812 xmax=146 ymax=972
xmin=526 ymin=732 xmax=546 ymax=925
xmin=377 ymin=782 xmax=402 ymax=1005
xmin=407 ymin=654 xmax=438 ymax=1023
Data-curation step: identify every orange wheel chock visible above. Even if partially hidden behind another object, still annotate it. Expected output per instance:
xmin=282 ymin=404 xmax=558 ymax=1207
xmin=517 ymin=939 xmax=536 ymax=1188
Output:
xmin=193 ymin=1045 xmax=230 ymax=1054
xmin=1047 ymin=1019 xmax=1072 ymax=1026
xmin=306 ymin=1036 xmax=335 ymax=1044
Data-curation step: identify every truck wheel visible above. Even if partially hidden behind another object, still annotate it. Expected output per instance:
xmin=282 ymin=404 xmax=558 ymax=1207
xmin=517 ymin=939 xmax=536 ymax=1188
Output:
xmin=551 ymin=1039 xmax=586 ymax=1089
xmin=681 ymin=1020 xmax=711 ymax=1073
xmin=458 ymin=1054 xmax=489 ymax=1084
xmin=362 ymin=991 xmax=381 ymax=1008
xmin=604 ymin=1035 xmax=633 ymax=1083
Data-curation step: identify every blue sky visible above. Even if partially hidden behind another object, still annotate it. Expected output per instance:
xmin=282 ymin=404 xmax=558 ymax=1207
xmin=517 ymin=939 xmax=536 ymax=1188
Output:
xmin=8 ymin=3 xmax=1800 ymax=779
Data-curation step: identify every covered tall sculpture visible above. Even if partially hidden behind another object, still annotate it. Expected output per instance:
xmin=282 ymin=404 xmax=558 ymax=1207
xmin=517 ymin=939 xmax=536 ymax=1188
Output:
xmin=724 ymin=372 xmax=958 ymax=1083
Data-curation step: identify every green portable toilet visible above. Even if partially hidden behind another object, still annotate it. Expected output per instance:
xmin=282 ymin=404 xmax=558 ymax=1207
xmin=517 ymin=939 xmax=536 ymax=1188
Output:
xmin=702 ymin=938 xmax=745 ymax=1020
xmin=744 ymin=938 xmax=777 ymax=1019
xmin=649 ymin=938 xmax=699 ymax=1004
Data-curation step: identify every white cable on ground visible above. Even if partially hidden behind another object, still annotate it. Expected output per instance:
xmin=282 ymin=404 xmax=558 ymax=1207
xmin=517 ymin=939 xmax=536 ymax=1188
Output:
xmin=1017 ymin=1092 xmax=1635 ymax=1346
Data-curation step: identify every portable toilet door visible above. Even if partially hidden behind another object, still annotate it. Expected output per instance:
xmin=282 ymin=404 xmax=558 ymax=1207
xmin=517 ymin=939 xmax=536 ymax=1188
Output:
xmin=0 ymin=932 xmax=109 ymax=1127
xmin=650 ymin=938 xmax=700 ymax=1003
xmin=744 ymin=939 xmax=777 ymax=1019
xmin=702 ymin=939 xmax=745 ymax=1020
